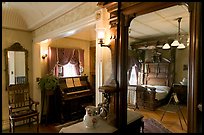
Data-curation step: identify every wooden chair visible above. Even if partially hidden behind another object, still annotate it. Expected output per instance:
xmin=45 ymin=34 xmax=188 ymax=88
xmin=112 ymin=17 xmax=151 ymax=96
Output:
xmin=7 ymin=84 xmax=39 ymax=133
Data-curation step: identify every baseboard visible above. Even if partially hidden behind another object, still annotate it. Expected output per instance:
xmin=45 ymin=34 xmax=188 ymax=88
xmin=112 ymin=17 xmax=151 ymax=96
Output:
xmin=2 ymin=119 xmax=9 ymax=130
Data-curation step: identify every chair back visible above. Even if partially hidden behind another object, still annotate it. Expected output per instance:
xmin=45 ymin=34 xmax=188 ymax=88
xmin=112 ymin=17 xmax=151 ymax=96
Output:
xmin=7 ymin=84 xmax=31 ymax=113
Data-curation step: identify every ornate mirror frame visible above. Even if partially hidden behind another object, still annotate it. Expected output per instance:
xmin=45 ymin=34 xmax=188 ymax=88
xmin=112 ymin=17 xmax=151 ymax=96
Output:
xmin=4 ymin=42 xmax=29 ymax=89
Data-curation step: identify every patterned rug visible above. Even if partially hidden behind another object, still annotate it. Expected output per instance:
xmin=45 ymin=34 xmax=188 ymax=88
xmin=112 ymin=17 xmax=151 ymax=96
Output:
xmin=143 ymin=118 xmax=172 ymax=133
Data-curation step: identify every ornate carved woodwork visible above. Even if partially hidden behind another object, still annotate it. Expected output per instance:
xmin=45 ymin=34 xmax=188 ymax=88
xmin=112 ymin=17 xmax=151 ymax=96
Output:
xmin=4 ymin=42 xmax=29 ymax=89
xmin=98 ymin=2 xmax=202 ymax=133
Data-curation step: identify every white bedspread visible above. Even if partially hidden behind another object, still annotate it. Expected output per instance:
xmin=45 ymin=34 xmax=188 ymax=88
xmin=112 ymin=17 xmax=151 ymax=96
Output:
xmin=143 ymin=85 xmax=170 ymax=100
xmin=128 ymin=85 xmax=170 ymax=103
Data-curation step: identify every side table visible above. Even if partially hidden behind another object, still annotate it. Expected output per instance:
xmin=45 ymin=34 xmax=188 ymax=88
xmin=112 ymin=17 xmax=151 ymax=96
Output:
xmin=173 ymin=83 xmax=187 ymax=104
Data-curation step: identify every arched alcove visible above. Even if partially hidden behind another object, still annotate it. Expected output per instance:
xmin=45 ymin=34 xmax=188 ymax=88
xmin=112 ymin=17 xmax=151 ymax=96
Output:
xmin=2 ymin=3 xmax=28 ymax=30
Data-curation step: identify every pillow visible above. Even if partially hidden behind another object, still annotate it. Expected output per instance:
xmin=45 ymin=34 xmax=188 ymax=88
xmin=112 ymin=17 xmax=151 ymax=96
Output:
xmin=141 ymin=84 xmax=153 ymax=88
xmin=153 ymin=86 xmax=170 ymax=93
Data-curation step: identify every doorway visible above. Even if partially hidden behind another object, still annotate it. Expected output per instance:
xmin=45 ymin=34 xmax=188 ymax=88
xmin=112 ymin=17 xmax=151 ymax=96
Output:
xmin=127 ymin=4 xmax=189 ymax=133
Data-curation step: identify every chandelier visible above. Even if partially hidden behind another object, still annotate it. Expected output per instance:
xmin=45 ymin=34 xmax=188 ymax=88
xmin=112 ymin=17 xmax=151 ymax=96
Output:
xmin=163 ymin=17 xmax=186 ymax=50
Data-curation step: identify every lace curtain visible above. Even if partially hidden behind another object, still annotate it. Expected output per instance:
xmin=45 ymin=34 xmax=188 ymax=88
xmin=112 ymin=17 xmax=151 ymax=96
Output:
xmin=127 ymin=54 xmax=141 ymax=85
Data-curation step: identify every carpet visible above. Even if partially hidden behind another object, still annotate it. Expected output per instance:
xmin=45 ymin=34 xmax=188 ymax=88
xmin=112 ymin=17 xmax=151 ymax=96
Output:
xmin=143 ymin=118 xmax=172 ymax=133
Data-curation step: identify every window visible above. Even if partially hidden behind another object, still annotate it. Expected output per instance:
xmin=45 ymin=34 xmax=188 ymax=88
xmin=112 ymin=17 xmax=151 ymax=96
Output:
xmin=129 ymin=65 xmax=137 ymax=85
xmin=62 ymin=63 xmax=77 ymax=77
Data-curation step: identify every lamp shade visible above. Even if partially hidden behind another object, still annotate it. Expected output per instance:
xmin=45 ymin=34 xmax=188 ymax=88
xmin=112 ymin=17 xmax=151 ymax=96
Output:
xmin=97 ymin=29 xmax=105 ymax=39
xmin=162 ymin=43 xmax=170 ymax=49
xmin=177 ymin=43 xmax=185 ymax=49
xmin=171 ymin=39 xmax=180 ymax=47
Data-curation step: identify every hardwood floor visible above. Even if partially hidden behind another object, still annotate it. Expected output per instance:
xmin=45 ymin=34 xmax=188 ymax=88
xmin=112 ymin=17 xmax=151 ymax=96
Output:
xmin=2 ymin=124 xmax=59 ymax=133
xmin=132 ymin=104 xmax=187 ymax=133
xmin=2 ymin=104 xmax=187 ymax=133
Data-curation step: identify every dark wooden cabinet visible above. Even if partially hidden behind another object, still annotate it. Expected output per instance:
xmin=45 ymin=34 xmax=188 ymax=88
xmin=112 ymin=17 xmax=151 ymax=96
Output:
xmin=60 ymin=93 xmax=94 ymax=121
xmin=173 ymin=84 xmax=187 ymax=104
xmin=58 ymin=76 xmax=95 ymax=123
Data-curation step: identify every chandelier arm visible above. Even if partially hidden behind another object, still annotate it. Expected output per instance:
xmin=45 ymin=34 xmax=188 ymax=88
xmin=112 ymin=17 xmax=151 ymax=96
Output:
xmin=178 ymin=17 xmax=182 ymax=42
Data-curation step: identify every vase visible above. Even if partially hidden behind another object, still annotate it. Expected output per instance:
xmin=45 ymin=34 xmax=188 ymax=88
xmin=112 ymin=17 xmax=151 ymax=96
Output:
xmin=83 ymin=106 xmax=99 ymax=128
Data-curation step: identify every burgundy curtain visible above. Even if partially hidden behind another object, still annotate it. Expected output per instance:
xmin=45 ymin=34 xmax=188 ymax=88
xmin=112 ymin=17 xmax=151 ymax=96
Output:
xmin=48 ymin=47 xmax=84 ymax=76
xmin=78 ymin=49 xmax=84 ymax=68
xmin=58 ymin=48 xmax=74 ymax=65
xmin=69 ymin=49 xmax=80 ymax=75
xmin=78 ymin=49 xmax=84 ymax=74
xmin=48 ymin=47 xmax=57 ymax=75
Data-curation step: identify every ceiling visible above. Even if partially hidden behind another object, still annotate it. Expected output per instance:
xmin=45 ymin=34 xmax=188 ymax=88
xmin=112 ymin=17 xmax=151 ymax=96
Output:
xmin=129 ymin=4 xmax=189 ymax=42
xmin=3 ymin=2 xmax=84 ymax=30
xmin=2 ymin=3 xmax=189 ymax=42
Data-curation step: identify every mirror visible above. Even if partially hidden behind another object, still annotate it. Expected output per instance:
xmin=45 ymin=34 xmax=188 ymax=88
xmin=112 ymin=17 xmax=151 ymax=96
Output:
xmin=4 ymin=42 xmax=28 ymax=89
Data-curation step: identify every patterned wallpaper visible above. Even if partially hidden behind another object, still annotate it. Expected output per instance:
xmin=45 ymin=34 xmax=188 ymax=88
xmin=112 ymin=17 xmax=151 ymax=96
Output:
xmin=32 ymin=2 xmax=99 ymax=40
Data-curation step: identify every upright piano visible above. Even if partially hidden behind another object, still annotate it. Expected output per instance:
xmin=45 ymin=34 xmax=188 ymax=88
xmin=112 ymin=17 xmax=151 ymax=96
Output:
xmin=58 ymin=76 xmax=95 ymax=122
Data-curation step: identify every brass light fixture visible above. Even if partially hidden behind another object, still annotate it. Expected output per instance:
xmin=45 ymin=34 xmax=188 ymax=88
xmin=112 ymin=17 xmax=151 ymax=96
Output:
xmin=41 ymin=50 xmax=48 ymax=59
xmin=163 ymin=17 xmax=186 ymax=50
xmin=97 ymin=29 xmax=111 ymax=47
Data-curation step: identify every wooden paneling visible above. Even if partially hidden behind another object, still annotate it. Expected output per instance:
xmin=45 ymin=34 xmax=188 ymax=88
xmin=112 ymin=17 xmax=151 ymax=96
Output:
xmin=98 ymin=2 xmax=202 ymax=133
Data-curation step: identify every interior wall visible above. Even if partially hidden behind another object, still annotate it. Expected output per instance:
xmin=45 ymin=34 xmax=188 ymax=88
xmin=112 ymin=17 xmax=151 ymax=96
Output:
xmin=2 ymin=28 xmax=32 ymax=130
xmin=102 ymin=48 xmax=112 ymax=84
xmin=32 ymin=42 xmax=42 ymax=124
xmin=175 ymin=47 xmax=189 ymax=83
xmin=95 ymin=8 xmax=111 ymax=106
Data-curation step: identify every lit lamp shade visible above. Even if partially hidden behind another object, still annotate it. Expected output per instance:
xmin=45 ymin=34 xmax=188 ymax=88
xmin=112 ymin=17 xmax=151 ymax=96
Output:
xmin=162 ymin=43 xmax=170 ymax=49
xmin=97 ymin=29 xmax=105 ymax=45
xmin=171 ymin=40 xmax=180 ymax=47
xmin=177 ymin=43 xmax=186 ymax=49
xmin=98 ymin=31 xmax=105 ymax=40
xmin=97 ymin=29 xmax=105 ymax=39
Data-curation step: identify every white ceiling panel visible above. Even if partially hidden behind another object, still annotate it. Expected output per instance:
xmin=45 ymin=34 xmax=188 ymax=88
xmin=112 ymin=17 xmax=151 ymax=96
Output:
xmin=129 ymin=4 xmax=189 ymax=41
xmin=131 ymin=22 xmax=159 ymax=35
xmin=135 ymin=12 xmax=162 ymax=23
xmin=129 ymin=30 xmax=146 ymax=38
xmin=146 ymin=20 xmax=176 ymax=34
xmin=156 ymin=5 xmax=187 ymax=17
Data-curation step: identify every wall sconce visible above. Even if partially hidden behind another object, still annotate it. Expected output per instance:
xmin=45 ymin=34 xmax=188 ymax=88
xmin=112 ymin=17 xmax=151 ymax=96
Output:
xmin=97 ymin=29 xmax=111 ymax=47
xmin=42 ymin=54 xmax=47 ymax=59
xmin=41 ymin=50 xmax=48 ymax=59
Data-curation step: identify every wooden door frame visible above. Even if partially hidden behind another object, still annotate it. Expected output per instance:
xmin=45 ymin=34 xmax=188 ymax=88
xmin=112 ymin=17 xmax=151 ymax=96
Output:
xmin=98 ymin=2 xmax=202 ymax=133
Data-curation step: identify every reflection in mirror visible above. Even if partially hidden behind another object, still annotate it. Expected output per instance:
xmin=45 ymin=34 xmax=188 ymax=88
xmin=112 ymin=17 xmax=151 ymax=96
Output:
xmin=5 ymin=42 xmax=28 ymax=89
xmin=8 ymin=51 xmax=26 ymax=84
